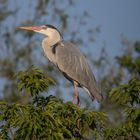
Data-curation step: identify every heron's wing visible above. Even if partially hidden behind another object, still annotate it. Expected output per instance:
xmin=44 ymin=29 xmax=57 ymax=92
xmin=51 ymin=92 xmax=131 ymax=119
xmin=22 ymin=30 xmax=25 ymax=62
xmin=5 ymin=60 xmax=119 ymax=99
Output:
xmin=56 ymin=41 xmax=102 ymax=101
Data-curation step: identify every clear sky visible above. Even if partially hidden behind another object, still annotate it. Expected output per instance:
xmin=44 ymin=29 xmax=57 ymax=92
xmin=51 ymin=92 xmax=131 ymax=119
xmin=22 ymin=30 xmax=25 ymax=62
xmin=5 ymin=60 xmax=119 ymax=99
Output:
xmin=75 ymin=0 xmax=140 ymax=58
xmin=6 ymin=0 xmax=140 ymax=58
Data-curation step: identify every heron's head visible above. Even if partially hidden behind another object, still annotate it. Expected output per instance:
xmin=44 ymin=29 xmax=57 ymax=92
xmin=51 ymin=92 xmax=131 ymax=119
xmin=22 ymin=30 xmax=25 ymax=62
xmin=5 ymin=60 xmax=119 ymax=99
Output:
xmin=17 ymin=24 xmax=62 ymax=39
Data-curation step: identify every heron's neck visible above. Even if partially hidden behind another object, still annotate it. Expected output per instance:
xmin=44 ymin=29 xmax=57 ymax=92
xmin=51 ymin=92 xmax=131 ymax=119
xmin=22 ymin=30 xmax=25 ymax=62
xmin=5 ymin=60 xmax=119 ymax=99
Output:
xmin=44 ymin=33 xmax=62 ymax=47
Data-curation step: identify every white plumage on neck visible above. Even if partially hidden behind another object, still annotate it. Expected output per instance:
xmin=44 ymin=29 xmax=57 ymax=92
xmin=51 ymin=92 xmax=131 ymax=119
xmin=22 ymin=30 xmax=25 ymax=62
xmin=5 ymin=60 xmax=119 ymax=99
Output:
xmin=41 ymin=28 xmax=62 ymax=65
xmin=39 ymin=28 xmax=62 ymax=47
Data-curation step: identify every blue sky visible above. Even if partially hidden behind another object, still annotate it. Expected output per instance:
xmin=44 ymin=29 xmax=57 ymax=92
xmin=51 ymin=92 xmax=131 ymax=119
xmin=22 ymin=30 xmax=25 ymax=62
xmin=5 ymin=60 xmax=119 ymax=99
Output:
xmin=7 ymin=0 xmax=140 ymax=58
xmin=75 ymin=0 xmax=140 ymax=58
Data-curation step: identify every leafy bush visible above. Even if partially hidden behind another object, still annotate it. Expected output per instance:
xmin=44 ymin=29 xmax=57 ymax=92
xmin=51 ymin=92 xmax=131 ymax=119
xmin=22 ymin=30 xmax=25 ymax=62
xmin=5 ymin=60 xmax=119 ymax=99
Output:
xmin=0 ymin=67 xmax=107 ymax=140
xmin=105 ymin=79 xmax=140 ymax=140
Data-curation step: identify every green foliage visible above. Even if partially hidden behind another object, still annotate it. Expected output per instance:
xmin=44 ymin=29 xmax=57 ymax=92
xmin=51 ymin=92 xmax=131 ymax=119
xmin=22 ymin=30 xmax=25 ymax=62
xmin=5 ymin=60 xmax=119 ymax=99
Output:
xmin=135 ymin=41 xmax=140 ymax=53
xmin=116 ymin=41 xmax=140 ymax=77
xmin=96 ymin=41 xmax=140 ymax=140
xmin=110 ymin=79 xmax=140 ymax=106
xmin=104 ymin=42 xmax=140 ymax=139
xmin=0 ymin=67 xmax=107 ymax=140
xmin=106 ymin=78 xmax=140 ymax=140
xmin=16 ymin=66 xmax=55 ymax=97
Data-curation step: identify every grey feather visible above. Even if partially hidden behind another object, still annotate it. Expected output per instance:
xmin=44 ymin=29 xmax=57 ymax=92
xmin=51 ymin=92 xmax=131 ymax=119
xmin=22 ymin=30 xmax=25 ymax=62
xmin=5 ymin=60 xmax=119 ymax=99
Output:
xmin=55 ymin=41 xmax=102 ymax=101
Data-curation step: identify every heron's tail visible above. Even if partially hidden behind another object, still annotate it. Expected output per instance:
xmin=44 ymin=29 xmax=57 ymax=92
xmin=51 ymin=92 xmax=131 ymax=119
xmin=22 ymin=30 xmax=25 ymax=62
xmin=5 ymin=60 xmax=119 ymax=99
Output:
xmin=91 ymin=85 xmax=103 ymax=102
xmin=83 ymin=83 xmax=103 ymax=102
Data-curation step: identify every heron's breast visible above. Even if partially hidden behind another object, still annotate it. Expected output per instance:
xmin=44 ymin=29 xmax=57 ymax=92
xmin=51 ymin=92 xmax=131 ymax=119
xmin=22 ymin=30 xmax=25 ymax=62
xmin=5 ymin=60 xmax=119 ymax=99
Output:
xmin=42 ymin=45 xmax=57 ymax=65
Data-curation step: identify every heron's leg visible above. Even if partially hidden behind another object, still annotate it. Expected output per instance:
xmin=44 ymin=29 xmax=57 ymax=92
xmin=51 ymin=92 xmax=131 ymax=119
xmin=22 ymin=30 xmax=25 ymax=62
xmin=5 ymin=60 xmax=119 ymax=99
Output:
xmin=72 ymin=82 xmax=80 ymax=107
xmin=77 ymin=94 xmax=80 ymax=107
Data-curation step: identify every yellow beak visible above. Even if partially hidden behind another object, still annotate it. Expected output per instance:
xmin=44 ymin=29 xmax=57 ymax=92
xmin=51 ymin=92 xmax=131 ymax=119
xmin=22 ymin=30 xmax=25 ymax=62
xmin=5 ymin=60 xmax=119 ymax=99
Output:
xmin=17 ymin=26 xmax=42 ymax=31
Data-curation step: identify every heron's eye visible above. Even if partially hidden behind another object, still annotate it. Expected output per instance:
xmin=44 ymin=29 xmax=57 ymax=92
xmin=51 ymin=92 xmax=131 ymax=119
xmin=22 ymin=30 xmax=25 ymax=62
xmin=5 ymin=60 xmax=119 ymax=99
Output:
xmin=42 ymin=26 xmax=47 ymax=29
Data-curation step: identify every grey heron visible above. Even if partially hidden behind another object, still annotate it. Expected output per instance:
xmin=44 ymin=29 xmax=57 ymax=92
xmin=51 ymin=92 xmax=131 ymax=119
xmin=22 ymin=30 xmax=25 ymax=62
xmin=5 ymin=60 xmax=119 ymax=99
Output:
xmin=18 ymin=24 xmax=102 ymax=106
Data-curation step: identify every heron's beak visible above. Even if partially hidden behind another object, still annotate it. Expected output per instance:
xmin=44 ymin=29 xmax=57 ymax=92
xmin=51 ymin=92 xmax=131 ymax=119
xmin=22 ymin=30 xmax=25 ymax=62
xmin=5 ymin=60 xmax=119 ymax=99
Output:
xmin=17 ymin=26 xmax=42 ymax=32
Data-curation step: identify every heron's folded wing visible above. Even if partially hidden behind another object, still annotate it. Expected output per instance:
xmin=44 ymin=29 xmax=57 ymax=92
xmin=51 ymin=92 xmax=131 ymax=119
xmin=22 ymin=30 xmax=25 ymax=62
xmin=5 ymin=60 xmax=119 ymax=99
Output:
xmin=55 ymin=41 xmax=102 ymax=101
xmin=56 ymin=42 xmax=89 ymax=83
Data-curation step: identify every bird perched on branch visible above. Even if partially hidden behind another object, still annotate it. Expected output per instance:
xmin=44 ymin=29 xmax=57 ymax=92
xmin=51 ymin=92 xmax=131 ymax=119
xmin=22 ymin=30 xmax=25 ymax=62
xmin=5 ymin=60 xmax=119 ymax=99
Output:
xmin=18 ymin=24 xmax=102 ymax=106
